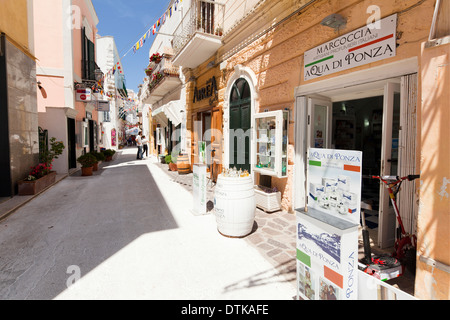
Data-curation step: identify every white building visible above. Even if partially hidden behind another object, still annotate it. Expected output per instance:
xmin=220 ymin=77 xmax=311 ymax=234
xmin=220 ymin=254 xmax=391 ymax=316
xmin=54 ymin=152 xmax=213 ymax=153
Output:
xmin=96 ymin=35 xmax=127 ymax=150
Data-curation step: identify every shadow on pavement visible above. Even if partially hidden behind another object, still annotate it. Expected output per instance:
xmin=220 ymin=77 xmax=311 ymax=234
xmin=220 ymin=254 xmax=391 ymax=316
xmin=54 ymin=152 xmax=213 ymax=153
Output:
xmin=0 ymin=148 xmax=178 ymax=300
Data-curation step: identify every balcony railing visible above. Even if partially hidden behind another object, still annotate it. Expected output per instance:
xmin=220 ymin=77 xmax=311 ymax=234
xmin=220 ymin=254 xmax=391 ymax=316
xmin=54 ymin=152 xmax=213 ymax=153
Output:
xmin=172 ymin=0 xmax=225 ymax=68
xmin=142 ymin=53 xmax=182 ymax=105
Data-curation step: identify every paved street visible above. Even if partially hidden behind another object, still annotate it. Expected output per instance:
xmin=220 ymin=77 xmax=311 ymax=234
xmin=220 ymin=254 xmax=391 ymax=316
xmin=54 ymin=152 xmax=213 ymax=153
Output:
xmin=0 ymin=148 xmax=297 ymax=300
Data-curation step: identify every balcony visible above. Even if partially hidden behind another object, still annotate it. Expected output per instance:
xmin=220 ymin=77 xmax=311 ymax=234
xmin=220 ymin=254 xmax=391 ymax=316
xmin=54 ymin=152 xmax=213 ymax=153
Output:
xmin=172 ymin=0 xmax=225 ymax=69
xmin=142 ymin=54 xmax=182 ymax=105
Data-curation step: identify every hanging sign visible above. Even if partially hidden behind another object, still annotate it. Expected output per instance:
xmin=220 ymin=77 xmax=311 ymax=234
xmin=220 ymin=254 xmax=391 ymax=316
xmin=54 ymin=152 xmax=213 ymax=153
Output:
xmin=97 ymin=101 xmax=110 ymax=112
xmin=304 ymin=14 xmax=397 ymax=81
xmin=76 ymin=88 xmax=92 ymax=102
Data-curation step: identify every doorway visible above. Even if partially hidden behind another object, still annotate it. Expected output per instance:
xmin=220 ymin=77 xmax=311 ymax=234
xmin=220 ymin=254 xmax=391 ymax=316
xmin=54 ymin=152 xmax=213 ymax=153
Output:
xmin=67 ymin=118 xmax=77 ymax=169
xmin=229 ymin=78 xmax=251 ymax=172
xmin=296 ymin=80 xmax=409 ymax=249
xmin=331 ymin=92 xmax=401 ymax=249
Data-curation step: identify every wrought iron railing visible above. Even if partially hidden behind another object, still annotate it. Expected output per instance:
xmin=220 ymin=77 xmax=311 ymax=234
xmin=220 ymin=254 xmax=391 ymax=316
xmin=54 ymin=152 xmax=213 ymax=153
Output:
xmin=172 ymin=0 xmax=225 ymax=56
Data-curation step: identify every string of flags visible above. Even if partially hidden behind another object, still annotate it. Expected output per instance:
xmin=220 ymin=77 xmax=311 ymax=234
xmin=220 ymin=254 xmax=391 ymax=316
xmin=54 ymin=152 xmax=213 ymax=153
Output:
xmin=133 ymin=0 xmax=183 ymax=54
xmin=88 ymin=1 xmax=184 ymax=118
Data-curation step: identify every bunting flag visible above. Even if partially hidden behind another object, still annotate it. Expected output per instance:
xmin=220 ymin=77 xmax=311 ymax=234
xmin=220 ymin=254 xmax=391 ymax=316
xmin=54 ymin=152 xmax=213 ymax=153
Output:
xmin=132 ymin=0 xmax=182 ymax=54
xmin=93 ymin=0 xmax=184 ymax=108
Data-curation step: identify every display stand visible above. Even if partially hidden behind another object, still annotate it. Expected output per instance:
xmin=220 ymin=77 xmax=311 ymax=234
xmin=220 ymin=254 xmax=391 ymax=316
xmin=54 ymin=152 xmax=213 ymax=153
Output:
xmin=296 ymin=208 xmax=358 ymax=300
xmin=296 ymin=148 xmax=362 ymax=300
xmin=192 ymin=164 xmax=207 ymax=216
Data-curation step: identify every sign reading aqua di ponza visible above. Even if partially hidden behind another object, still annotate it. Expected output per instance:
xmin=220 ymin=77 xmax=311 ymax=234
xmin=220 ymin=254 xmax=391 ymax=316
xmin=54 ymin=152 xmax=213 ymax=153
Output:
xmin=304 ymin=14 xmax=397 ymax=81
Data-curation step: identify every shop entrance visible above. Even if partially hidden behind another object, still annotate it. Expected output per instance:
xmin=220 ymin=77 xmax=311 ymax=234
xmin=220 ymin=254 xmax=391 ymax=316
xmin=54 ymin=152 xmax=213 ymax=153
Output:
xmin=331 ymin=90 xmax=401 ymax=249
xmin=229 ymin=78 xmax=251 ymax=172
xmin=296 ymin=78 xmax=417 ymax=250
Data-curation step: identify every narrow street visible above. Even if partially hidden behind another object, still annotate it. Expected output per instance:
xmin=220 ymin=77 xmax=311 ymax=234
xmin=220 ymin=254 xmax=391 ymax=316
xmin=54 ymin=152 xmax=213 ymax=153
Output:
xmin=0 ymin=148 xmax=296 ymax=300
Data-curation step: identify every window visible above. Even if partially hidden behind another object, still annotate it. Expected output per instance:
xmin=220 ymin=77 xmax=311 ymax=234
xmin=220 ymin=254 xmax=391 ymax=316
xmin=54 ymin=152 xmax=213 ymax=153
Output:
xmin=82 ymin=27 xmax=96 ymax=80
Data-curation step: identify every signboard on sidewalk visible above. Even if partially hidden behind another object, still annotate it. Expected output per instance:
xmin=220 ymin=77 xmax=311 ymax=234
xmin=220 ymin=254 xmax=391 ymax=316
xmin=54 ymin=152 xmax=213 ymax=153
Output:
xmin=304 ymin=14 xmax=397 ymax=81
xmin=192 ymin=164 xmax=207 ymax=215
xmin=296 ymin=210 xmax=358 ymax=300
xmin=307 ymin=148 xmax=363 ymax=225
xmin=296 ymin=148 xmax=361 ymax=300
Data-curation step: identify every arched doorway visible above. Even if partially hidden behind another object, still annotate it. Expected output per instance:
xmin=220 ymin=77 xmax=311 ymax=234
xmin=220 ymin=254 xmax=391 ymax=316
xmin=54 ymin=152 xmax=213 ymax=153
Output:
xmin=229 ymin=78 xmax=251 ymax=172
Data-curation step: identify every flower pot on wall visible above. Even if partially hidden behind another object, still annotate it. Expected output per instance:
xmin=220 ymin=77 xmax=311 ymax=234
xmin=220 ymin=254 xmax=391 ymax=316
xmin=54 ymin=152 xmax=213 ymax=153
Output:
xmin=18 ymin=171 xmax=57 ymax=196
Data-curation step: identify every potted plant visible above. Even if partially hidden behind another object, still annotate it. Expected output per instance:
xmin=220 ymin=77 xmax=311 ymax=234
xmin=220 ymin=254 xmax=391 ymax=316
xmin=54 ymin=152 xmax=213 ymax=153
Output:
xmin=90 ymin=151 xmax=105 ymax=171
xmin=150 ymin=53 xmax=162 ymax=63
xmin=215 ymin=27 xmax=223 ymax=36
xmin=166 ymin=155 xmax=177 ymax=172
xmin=18 ymin=137 xmax=65 ymax=196
xmin=103 ymin=149 xmax=115 ymax=161
xmin=145 ymin=67 xmax=153 ymax=76
xmin=77 ymin=153 xmax=98 ymax=176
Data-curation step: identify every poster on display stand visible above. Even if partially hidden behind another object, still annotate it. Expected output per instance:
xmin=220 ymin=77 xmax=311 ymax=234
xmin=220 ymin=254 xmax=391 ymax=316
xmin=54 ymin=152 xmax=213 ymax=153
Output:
xmin=307 ymin=148 xmax=363 ymax=225
xmin=296 ymin=148 xmax=362 ymax=300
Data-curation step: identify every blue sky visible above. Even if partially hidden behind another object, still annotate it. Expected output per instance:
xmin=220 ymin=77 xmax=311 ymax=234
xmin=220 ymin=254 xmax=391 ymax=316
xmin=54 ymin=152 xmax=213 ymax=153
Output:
xmin=92 ymin=0 xmax=171 ymax=94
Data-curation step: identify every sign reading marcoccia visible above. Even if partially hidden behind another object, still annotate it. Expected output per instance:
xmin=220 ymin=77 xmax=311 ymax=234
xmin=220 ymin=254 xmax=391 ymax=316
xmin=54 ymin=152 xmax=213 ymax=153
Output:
xmin=304 ymin=14 xmax=397 ymax=81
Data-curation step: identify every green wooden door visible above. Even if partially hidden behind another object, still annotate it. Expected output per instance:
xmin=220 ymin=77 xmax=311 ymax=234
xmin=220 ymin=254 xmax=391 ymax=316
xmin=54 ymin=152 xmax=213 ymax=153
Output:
xmin=229 ymin=79 xmax=251 ymax=172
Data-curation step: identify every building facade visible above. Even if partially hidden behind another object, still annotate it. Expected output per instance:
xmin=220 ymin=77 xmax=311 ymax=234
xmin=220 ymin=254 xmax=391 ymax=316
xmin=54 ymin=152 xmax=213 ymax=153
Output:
xmin=96 ymin=35 xmax=128 ymax=151
xmin=33 ymin=0 xmax=101 ymax=174
xmin=148 ymin=0 xmax=449 ymax=299
xmin=0 ymin=0 xmax=38 ymax=198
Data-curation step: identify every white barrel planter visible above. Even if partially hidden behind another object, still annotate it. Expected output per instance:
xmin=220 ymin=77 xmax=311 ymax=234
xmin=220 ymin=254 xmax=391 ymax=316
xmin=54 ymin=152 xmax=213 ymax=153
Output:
xmin=214 ymin=174 xmax=256 ymax=238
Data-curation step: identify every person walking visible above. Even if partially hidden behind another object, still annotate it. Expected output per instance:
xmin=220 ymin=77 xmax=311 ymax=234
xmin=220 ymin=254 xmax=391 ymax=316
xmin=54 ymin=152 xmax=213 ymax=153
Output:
xmin=136 ymin=132 xmax=143 ymax=160
xmin=142 ymin=135 xmax=149 ymax=159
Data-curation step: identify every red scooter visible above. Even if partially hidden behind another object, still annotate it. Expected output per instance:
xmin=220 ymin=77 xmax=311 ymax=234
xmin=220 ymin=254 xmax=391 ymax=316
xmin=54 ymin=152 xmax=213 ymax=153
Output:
xmin=359 ymin=174 xmax=420 ymax=278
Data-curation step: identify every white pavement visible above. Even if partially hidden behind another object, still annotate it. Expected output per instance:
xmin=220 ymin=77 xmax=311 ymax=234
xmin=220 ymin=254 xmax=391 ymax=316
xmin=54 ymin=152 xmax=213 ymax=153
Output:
xmin=0 ymin=148 xmax=296 ymax=300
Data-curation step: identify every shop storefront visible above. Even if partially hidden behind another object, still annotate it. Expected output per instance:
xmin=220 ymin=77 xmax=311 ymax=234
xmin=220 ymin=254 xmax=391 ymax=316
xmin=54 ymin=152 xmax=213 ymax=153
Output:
xmin=218 ymin=0 xmax=448 ymax=299
xmin=187 ymin=65 xmax=223 ymax=179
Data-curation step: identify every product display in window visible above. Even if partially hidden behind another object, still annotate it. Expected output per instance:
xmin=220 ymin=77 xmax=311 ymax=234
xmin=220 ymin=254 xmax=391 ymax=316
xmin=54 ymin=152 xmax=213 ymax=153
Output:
xmin=254 ymin=110 xmax=289 ymax=178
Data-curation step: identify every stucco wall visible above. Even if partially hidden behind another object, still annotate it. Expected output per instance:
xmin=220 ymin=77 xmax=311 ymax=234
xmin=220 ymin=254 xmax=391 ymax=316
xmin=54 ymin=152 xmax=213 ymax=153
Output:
xmin=223 ymin=0 xmax=435 ymax=212
xmin=416 ymin=41 xmax=450 ymax=300
xmin=0 ymin=0 xmax=30 ymax=53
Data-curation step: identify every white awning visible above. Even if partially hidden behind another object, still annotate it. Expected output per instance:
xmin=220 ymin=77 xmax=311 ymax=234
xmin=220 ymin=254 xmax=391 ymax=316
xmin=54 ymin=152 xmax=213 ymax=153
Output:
xmin=152 ymin=100 xmax=185 ymax=127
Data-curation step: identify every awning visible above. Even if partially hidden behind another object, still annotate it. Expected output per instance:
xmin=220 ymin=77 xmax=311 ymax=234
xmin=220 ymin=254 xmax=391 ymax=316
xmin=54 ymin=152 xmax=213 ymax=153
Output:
xmin=126 ymin=127 xmax=140 ymax=135
xmin=152 ymin=100 xmax=185 ymax=127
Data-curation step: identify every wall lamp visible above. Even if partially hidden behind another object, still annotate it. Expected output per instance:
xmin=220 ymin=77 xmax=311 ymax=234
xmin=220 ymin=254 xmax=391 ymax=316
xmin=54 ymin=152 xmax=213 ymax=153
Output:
xmin=37 ymin=81 xmax=47 ymax=99
xmin=320 ymin=14 xmax=347 ymax=32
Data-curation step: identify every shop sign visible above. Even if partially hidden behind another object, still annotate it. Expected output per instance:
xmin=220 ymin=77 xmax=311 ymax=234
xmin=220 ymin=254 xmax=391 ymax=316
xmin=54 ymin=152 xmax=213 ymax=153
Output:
xmin=97 ymin=101 xmax=110 ymax=112
xmin=76 ymin=88 xmax=92 ymax=102
xmin=304 ymin=14 xmax=397 ymax=81
xmin=193 ymin=76 xmax=218 ymax=104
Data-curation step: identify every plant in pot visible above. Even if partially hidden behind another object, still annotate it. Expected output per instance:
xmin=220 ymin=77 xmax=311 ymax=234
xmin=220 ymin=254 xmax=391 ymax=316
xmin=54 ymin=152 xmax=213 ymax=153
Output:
xmin=166 ymin=155 xmax=177 ymax=172
xmin=103 ymin=149 xmax=115 ymax=161
xmin=77 ymin=153 xmax=98 ymax=176
xmin=145 ymin=67 xmax=153 ymax=76
xmin=90 ymin=151 xmax=105 ymax=171
xmin=18 ymin=137 xmax=65 ymax=196
xmin=150 ymin=53 xmax=162 ymax=63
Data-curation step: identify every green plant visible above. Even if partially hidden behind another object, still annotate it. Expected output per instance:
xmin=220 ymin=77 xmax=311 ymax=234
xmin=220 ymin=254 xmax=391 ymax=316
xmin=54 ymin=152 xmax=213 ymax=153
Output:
xmin=103 ymin=149 xmax=115 ymax=157
xmin=165 ymin=155 xmax=172 ymax=164
xmin=77 ymin=153 xmax=98 ymax=168
xmin=40 ymin=137 xmax=65 ymax=166
xmin=90 ymin=151 xmax=105 ymax=162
